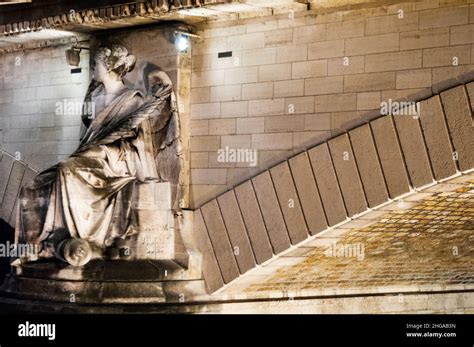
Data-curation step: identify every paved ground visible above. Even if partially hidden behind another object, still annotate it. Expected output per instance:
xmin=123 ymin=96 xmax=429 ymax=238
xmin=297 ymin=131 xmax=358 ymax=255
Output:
xmin=218 ymin=173 xmax=474 ymax=300
xmin=2 ymin=174 xmax=472 ymax=313
xmin=246 ymin=180 xmax=473 ymax=293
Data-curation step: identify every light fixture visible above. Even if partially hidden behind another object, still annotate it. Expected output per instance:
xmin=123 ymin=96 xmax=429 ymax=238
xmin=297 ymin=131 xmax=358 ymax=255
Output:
xmin=65 ymin=47 xmax=81 ymax=66
xmin=176 ymin=34 xmax=189 ymax=53
xmin=174 ymin=30 xmax=200 ymax=53
xmin=65 ymin=44 xmax=90 ymax=67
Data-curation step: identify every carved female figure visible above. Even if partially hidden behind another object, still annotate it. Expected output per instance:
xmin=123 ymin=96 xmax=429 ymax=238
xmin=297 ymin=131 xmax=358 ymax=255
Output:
xmin=15 ymin=45 xmax=182 ymax=265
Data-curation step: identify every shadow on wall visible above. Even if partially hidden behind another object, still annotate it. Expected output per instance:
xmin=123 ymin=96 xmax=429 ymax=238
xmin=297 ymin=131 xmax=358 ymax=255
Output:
xmin=0 ymin=219 xmax=14 ymax=285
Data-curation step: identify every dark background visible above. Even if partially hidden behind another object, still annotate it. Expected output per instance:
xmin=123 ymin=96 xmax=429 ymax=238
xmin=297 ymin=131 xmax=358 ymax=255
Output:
xmin=0 ymin=218 xmax=14 ymax=284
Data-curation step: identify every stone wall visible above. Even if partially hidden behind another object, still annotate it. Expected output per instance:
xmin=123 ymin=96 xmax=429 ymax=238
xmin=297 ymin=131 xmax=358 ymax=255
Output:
xmin=0 ymin=43 xmax=90 ymax=170
xmin=0 ymin=0 xmax=473 ymax=210
xmin=188 ymin=0 xmax=474 ymax=207
xmin=192 ymin=81 xmax=474 ymax=293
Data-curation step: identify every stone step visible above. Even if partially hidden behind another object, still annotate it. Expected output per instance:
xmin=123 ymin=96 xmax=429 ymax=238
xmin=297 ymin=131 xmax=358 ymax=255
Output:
xmin=0 ymin=273 xmax=207 ymax=304
xmin=13 ymin=259 xmax=201 ymax=282
xmin=0 ymin=287 xmax=472 ymax=313
xmin=191 ymin=82 xmax=474 ymax=293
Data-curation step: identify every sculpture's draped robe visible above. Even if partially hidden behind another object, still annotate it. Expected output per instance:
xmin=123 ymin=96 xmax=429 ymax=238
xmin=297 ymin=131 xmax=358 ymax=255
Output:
xmin=15 ymin=83 xmax=181 ymax=259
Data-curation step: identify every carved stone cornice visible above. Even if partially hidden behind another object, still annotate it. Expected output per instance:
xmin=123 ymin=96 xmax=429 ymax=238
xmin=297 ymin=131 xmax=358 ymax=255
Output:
xmin=0 ymin=0 xmax=217 ymax=37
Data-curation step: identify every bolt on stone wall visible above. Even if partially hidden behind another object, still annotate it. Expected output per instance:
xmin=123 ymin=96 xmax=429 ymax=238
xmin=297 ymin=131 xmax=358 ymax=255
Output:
xmin=0 ymin=44 xmax=90 ymax=170
xmin=188 ymin=0 xmax=474 ymax=208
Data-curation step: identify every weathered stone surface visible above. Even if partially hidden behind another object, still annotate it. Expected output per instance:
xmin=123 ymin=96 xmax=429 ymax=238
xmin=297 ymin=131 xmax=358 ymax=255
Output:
xmin=191 ymin=169 xmax=227 ymax=185
xmin=365 ymin=50 xmax=422 ymax=73
xmin=209 ymin=119 xmax=236 ymax=136
xmin=0 ymin=161 xmax=25 ymax=222
xmin=308 ymin=40 xmax=345 ymax=60
xmin=9 ymin=166 xmax=37 ymax=226
xmin=252 ymin=171 xmax=291 ymax=254
xmin=328 ymin=134 xmax=368 ymax=216
xmin=308 ymin=143 xmax=347 ymax=226
xmin=418 ymin=96 xmax=457 ymax=180
xmin=221 ymin=101 xmax=248 ymax=118
xmin=210 ymin=85 xmax=241 ymax=102
xmin=274 ymin=80 xmax=305 ymax=98
xmin=190 ymin=136 xmax=220 ymax=151
xmin=0 ymin=153 xmax=13 ymax=204
xmin=314 ymin=94 xmax=357 ymax=112
xmin=265 ymin=28 xmax=292 ymax=47
xmin=1 ymin=274 xmax=207 ymax=304
xmin=237 ymin=118 xmax=264 ymax=134
xmin=234 ymin=181 xmax=273 ymax=264
xmin=344 ymin=72 xmax=396 ymax=92
xmin=276 ymin=44 xmax=308 ymax=63
xmin=396 ymin=69 xmax=432 ymax=89
xmin=328 ymin=56 xmax=365 ymax=76
xmin=258 ymin=63 xmax=291 ymax=82
xmin=370 ymin=116 xmax=411 ymax=198
xmin=132 ymin=182 xmax=172 ymax=211
xmin=349 ymin=124 xmax=389 ymax=208
xmin=419 ymin=6 xmax=469 ymax=29
xmin=450 ymin=23 xmax=474 ymax=45
xmin=270 ymin=162 xmax=308 ymax=244
xmin=292 ymin=60 xmax=327 ymax=79
xmin=400 ymin=28 xmax=450 ymax=50
xmin=252 ymin=133 xmax=293 ymax=150
xmin=10 ymin=258 xmax=200 ymax=282
xmin=225 ymin=67 xmax=258 ymax=85
xmin=217 ymin=190 xmax=256 ymax=274
xmin=192 ymin=209 xmax=224 ymax=293
xmin=326 ymin=19 xmax=364 ymax=40
xmin=422 ymin=45 xmax=471 ymax=68
xmin=241 ymin=178 xmax=474 ymax=307
xmin=248 ymin=99 xmax=285 ymax=117
xmin=305 ymin=76 xmax=343 ymax=95
xmin=357 ymin=91 xmax=381 ymax=110
xmin=345 ymin=33 xmax=399 ymax=55
xmin=365 ymin=12 xmax=419 ymax=35
xmin=284 ymin=96 xmax=315 ymax=114
xmin=190 ymin=103 xmax=221 ymax=119
xmin=440 ymin=85 xmax=474 ymax=171
xmin=265 ymin=115 xmax=304 ymax=133
xmin=201 ymin=200 xmax=240 ymax=284
xmin=431 ymin=65 xmax=474 ymax=93
xmin=185 ymin=4 xmax=474 ymax=197
xmin=288 ymin=152 xmax=327 ymax=235
xmin=242 ymin=82 xmax=273 ymax=100
xmin=466 ymin=82 xmax=474 ymax=110
xmin=190 ymin=120 xmax=209 ymax=137
xmin=393 ymin=115 xmax=434 ymax=187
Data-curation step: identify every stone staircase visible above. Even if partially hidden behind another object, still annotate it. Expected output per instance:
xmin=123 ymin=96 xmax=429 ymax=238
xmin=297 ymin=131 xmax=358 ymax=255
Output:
xmin=0 ymin=81 xmax=473 ymax=299
xmin=0 ymin=152 xmax=37 ymax=228
xmin=192 ymin=81 xmax=474 ymax=293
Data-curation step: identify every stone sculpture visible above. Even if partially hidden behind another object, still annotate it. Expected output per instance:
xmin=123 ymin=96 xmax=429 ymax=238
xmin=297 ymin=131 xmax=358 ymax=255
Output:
xmin=14 ymin=44 xmax=183 ymax=266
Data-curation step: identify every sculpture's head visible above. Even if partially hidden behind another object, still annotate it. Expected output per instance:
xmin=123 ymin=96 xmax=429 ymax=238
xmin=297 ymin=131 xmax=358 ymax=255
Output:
xmin=93 ymin=45 xmax=136 ymax=83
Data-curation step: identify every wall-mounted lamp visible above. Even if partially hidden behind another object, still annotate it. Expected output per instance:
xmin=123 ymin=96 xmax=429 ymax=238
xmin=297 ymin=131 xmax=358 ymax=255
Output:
xmin=174 ymin=30 xmax=200 ymax=53
xmin=65 ymin=45 xmax=90 ymax=67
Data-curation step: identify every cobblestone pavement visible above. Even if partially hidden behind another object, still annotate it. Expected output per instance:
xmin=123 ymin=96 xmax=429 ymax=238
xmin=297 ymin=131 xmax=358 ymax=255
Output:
xmin=245 ymin=178 xmax=474 ymax=293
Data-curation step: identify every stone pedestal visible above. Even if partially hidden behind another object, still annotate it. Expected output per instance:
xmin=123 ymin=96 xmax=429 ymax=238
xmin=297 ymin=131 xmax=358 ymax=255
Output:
xmin=0 ymin=201 xmax=207 ymax=309
xmin=125 ymin=181 xmax=189 ymax=268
